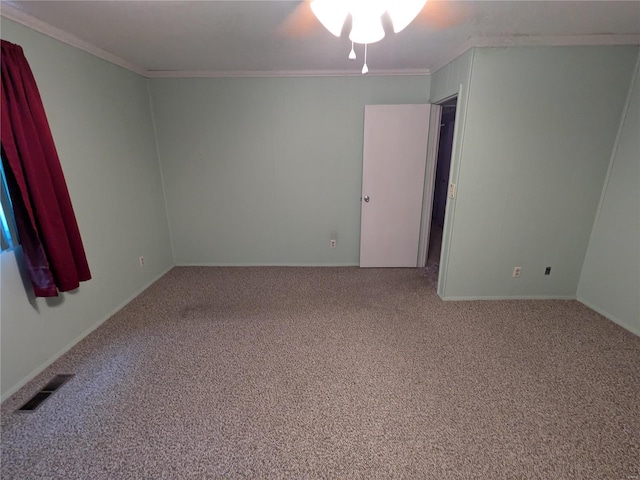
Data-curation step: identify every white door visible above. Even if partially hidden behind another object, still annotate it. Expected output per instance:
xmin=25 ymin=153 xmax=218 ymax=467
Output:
xmin=360 ymin=104 xmax=431 ymax=267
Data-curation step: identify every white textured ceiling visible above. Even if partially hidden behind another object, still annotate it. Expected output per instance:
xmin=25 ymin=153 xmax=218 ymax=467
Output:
xmin=2 ymin=1 xmax=639 ymax=76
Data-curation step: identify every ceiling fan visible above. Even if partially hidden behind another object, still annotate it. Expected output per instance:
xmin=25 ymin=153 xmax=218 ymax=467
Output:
xmin=279 ymin=0 xmax=466 ymax=73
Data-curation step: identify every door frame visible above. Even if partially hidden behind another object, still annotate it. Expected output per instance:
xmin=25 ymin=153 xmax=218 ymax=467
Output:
xmin=417 ymin=104 xmax=442 ymax=267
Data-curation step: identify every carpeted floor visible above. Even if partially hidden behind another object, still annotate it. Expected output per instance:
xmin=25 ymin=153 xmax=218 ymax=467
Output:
xmin=2 ymin=267 xmax=639 ymax=479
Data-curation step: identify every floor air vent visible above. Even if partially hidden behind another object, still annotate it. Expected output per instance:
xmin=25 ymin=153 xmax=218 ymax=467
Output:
xmin=17 ymin=374 xmax=75 ymax=412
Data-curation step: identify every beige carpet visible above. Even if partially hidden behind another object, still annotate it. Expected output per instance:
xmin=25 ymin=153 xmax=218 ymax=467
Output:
xmin=2 ymin=267 xmax=639 ymax=479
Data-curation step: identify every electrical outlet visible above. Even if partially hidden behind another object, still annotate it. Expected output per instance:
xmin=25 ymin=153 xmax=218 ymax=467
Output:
xmin=545 ymin=266 xmax=551 ymax=275
xmin=330 ymin=239 xmax=336 ymax=249
xmin=139 ymin=256 xmax=145 ymax=267
xmin=513 ymin=266 xmax=521 ymax=278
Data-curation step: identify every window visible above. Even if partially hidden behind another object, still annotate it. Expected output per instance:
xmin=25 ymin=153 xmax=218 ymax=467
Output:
xmin=0 ymin=158 xmax=19 ymax=251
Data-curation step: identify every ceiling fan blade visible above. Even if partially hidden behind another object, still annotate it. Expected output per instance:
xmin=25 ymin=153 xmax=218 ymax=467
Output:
xmin=278 ymin=1 xmax=324 ymax=38
xmin=414 ymin=0 xmax=468 ymax=30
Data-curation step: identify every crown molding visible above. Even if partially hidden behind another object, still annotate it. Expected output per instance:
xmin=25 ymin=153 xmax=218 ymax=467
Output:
xmin=0 ymin=2 xmax=148 ymax=76
xmin=427 ymin=38 xmax=476 ymax=74
xmin=147 ymin=68 xmax=431 ymax=78
xmin=474 ymin=33 xmax=640 ymax=48
xmin=428 ymin=34 xmax=640 ymax=74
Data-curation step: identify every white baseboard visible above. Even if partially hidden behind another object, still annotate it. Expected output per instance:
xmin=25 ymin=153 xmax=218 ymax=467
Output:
xmin=577 ymin=297 xmax=640 ymax=337
xmin=440 ymin=295 xmax=576 ymax=301
xmin=174 ymin=263 xmax=360 ymax=267
xmin=1 ymin=265 xmax=174 ymax=403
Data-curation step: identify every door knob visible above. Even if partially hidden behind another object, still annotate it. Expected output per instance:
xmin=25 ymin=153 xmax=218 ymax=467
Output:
xmin=363 ymin=195 xmax=370 ymax=203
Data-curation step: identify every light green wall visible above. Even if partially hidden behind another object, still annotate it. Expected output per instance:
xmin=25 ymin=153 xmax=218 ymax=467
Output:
xmin=149 ymin=76 xmax=430 ymax=265
xmin=578 ymin=52 xmax=640 ymax=335
xmin=430 ymin=49 xmax=474 ymax=104
xmin=439 ymin=46 xmax=637 ymax=299
xmin=0 ymin=19 xmax=173 ymax=399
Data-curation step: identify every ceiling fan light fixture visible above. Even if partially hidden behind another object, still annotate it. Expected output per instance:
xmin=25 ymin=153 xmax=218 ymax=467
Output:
xmin=387 ymin=0 xmax=428 ymax=33
xmin=310 ymin=0 xmax=427 ymax=74
xmin=349 ymin=14 xmax=385 ymax=44
xmin=349 ymin=0 xmax=388 ymax=20
xmin=310 ymin=0 xmax=349 ymax=37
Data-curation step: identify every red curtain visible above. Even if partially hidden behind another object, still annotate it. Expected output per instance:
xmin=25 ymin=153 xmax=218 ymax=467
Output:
xmin=1 ymin=40 xmax=90 ymax=297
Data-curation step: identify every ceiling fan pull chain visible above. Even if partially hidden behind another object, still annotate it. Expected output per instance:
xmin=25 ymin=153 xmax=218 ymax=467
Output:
xmin=362 ymin=43 xmax=369 ymax=75
xmin=349 ymin=42 xmax=356 ymax=60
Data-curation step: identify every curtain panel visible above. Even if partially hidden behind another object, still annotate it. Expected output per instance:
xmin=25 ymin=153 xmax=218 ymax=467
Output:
xmin=1 ymin=40 xmax=90 ymax=297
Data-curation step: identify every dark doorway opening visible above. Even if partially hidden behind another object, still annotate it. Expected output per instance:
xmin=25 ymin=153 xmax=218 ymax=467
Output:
xmin=427 ymin=98 xmax=457 ymax=267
